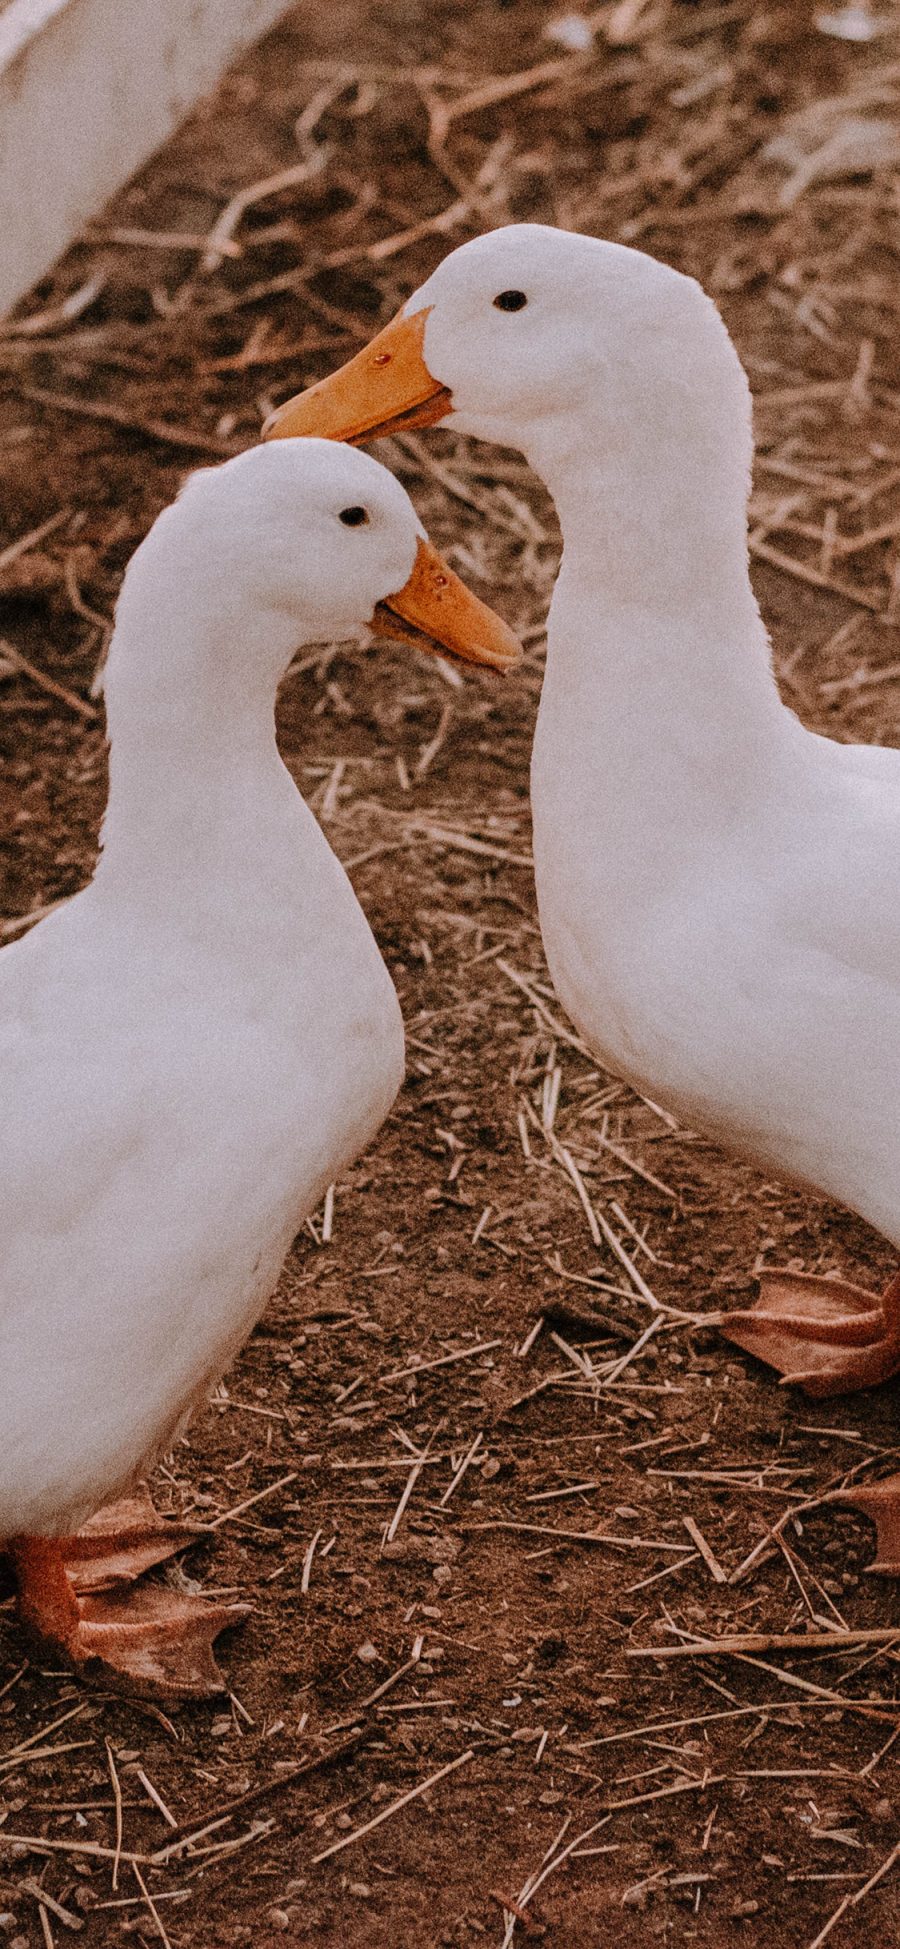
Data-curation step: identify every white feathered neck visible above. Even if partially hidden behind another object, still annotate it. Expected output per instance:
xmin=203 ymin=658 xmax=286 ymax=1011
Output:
xmin=95 ymin=505 xmax=310 ymax=910
xmin=522 ymin=286 xmax=804 ymax=866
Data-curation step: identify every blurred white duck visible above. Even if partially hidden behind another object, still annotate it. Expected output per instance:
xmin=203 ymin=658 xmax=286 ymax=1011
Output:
xmin=268 ymin=222 xmax=900 ymax=1401
xmin=1 ymin=437 xmax=519 ymax=1697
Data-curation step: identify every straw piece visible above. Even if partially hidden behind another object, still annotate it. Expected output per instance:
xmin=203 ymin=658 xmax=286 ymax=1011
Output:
xmin=153 ymin=1729 xmax=367 ymax=1859
xmin=0 ymin=509 xmax=70 ymax=574
xmin=201 ymin=157 xmax=327 ymax=273
xmin=682 ymin=1515 xmax=727 ymax=1584
xmin=806 ymin=1838 xmax=900 ymax=1949
xmin=105 ymin=1741 xmax=124 ymax=1891
xmin=131 ymin=1864 xmax=173 ymax=1949
xmin=203 ymin=1471 xmax=297 ymax=1532
xmin=380 ymin=1340 xmax=501 ymax=1385
xmin=0 ymin=637 xmax=95 ymax=720
xmin=630 ymin=1626 xmax=900 ymax=1659
xmin=18 ymin=385 xmax=236 ymax=457
xmin=466 ymin=1518 xmax=693 ymax=1554
xmin=311 ymin=1747 xmax=475 ymax=1865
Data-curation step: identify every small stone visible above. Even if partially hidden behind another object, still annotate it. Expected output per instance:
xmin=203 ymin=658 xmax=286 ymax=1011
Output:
xmin=546 ymin=12 xmax=594 ymax=51
xmin=539 ymin=1790 xmax=564 ymax=1807
xmin=371 ymin=1782 xmax=394 ymax=1803
xmin=356 ymin=1640 xmax=379 ymax=1663
xmin=210 ymin=1715 xmax=232 ymax=1738
xmin=875 ymin=1797 xmax=894 ymax=1821
xmin=348 ymin=1883 xmax=372 ymax=1899
xmin=284 ymin=1880 xmax=306 ymax=1897
xmin=432 ymin=1564 xmax=453 ymax=1588
xmin=481 ymin=1457 xmax=501 ymax=1479
xmin=267 ymin=1909 xmax=291 ymax=1931
xmin=730 ymin=1898 xmax=760 ymax=1918
xmin=335 ymin=1812 xmax=354 ymax=1830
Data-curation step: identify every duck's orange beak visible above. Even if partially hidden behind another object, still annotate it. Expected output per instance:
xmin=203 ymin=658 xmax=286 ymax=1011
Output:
xmin=371 ymin=536 xmax=520 ymax=672
xmin=371 ymin=537 xmax=520 ymax=673
xmin=262 ymin=308 xmax=452 ymax=445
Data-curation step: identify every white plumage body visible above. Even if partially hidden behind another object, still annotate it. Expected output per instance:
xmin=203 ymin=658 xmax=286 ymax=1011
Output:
xmin=0 ymin=740 xmax=402 ymax=1540
xmin=0 ymin=440 xmax=419 ymax=1540
xmin=531 ymin=571 xmax=900 ymax=1247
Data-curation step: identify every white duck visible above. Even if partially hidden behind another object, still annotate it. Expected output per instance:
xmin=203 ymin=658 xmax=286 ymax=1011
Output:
xmin=1 ymin=436 xmax=519 ymax=1696
xmin=267 ymin=222 xmax=900 ymax=1400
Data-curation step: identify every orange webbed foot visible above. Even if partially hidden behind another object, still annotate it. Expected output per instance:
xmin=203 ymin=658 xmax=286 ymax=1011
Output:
xmin=718 ymin=1268 xmax=900 ymax=1398
xmin=829 ymin=1474 xmax=900 ymax=1576
xmin=10 ymin=1507 xmax=249 ymax=1701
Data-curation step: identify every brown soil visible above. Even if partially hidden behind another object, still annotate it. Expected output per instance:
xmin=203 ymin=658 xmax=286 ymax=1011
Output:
xmin=2 ymin=2 xmax=900 ymax=1944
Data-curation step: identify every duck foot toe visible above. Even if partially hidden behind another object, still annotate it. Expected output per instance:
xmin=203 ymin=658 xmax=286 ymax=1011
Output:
xmin=829 ymin=1475 xmax=900 ymax=1576
xmin=63 ymin=1583 xmax=251 ymax=1699
xmin=59 ymin=1486 xmax=203 ymax=1594
xmin=718 ymin=1268 xmax=900 ymax=1398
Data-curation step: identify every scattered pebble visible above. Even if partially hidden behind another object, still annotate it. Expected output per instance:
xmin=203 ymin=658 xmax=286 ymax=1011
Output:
xmin=545 ymin=12 xmax=594 ymax=50
xmin=815 ymin=4 xmax=888 ymax=37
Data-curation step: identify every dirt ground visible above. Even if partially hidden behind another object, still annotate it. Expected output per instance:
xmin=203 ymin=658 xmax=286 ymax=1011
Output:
xmin=2 ymin=2 xmax=900 ymax=1944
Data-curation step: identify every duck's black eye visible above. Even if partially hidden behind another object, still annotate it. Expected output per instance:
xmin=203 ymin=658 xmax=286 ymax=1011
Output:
xmin=339 ymin=506 xmax=369 ymax=527
xmin=493 ymin=289 xmax=528 ymax=312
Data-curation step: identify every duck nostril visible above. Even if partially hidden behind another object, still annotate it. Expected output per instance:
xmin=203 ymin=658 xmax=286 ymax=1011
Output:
xmin=373 ymin=352 xmax=392 ymax=367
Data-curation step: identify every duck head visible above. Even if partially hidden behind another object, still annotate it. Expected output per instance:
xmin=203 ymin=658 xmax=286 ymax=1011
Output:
xmin=262 ymin=224 xmax=752 ymax=496
xmin=116 ymin=437 xmax=521 ymax=681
